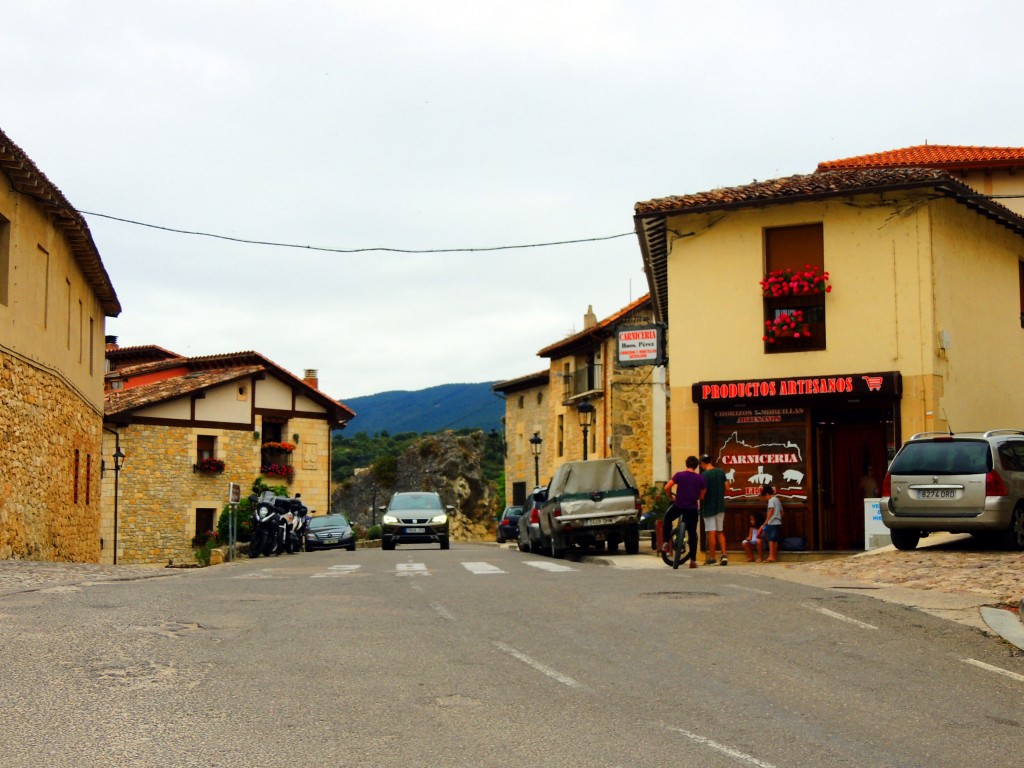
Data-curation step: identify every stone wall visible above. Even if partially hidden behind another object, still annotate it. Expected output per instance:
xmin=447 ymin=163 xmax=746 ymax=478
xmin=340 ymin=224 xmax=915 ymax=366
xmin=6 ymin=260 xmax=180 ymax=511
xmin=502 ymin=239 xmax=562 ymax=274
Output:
xmin=1 ymin=352 xmax=101 ymax=561
xmin=331 ymin=430 xmax=496 ymax=541
xmin=102 ymin=417 xmax=335 ymax=565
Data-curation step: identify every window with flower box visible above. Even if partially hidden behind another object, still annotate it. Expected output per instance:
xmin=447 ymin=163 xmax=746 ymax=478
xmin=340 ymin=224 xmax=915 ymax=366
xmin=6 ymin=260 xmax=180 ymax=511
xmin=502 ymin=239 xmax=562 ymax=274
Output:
xmin=762 ymin=223 xmax=828 ymax=353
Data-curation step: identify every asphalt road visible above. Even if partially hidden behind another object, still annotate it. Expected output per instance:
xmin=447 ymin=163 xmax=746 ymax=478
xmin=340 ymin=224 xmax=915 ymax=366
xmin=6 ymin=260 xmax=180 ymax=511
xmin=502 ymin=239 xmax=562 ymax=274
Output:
xmin=1 ymin=544 xmax=1021 ymax=767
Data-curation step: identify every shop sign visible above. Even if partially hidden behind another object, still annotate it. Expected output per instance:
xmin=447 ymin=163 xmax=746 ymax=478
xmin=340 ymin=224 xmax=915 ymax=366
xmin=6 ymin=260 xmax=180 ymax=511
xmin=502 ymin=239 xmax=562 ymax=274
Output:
xmin=693 ymin=371 xmax=900 ymax=404
xmin=616 ymin=323 xmax=665 ymax=367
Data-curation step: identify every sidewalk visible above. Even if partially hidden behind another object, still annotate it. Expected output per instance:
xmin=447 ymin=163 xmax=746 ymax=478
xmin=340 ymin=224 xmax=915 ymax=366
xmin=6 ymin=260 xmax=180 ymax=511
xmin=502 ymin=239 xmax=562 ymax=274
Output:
xmin=0 ymin=560 xmax=174 ymax=597
xmin=583 ymin=533 xmax=1024 ymax=647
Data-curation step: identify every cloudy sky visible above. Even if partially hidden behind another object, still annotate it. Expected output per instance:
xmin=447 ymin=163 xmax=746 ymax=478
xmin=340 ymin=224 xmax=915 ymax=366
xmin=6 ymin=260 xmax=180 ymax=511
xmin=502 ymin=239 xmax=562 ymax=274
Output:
xmin=4 ymin=1 xmax=1024 ymax=401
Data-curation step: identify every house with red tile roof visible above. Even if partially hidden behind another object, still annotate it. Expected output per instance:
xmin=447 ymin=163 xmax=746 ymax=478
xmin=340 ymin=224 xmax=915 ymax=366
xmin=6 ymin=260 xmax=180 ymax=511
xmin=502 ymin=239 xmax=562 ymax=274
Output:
xmin=1 ymin=126 xmax=120 ymax=562
xmin=493 ymin=295 xmax=669 ymax=516
xmin=635 ymin=166 xmax=1024 ymax=551
xmin=102 ymin=343 xmax=353 ymax=564
xmin=817 ymin=144 xmax=1024 ymax=216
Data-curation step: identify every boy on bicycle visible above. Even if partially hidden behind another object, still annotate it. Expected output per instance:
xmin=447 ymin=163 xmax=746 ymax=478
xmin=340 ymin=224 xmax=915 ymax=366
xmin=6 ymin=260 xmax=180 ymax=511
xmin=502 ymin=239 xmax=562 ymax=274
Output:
xmin=663 ymin=455 xmax=706 ymax=569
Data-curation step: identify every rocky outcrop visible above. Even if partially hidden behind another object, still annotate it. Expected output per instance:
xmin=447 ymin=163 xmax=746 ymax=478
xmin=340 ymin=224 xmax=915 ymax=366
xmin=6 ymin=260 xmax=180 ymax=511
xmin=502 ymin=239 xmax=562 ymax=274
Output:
xmin=331 ymin=431 xmax=497 ymax=541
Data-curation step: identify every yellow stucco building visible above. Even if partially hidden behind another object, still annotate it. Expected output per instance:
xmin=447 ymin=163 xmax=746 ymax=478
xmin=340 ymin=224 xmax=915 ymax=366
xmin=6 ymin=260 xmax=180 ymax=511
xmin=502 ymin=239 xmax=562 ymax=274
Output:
xmin=0 ymin=127 xmax=120 ymax=561
xmin=635 ymin=163 xmax=1024 ymax=551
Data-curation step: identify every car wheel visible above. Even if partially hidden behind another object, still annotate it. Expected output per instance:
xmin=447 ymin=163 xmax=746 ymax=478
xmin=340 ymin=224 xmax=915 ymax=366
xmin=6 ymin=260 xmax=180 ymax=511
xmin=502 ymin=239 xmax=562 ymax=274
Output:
xmin=496 ymin=534 xmax=505 ymax=544
xmin=624 ymin=525 xmax=640 ymax=555
xmin=606 ymin=539 xmax=619 ymax=553
xmin=381 ymin=537 xmax=395 ymax=551
xmin=517 ymin=534 xmax=530 ymax=552
xmin=346 ymin=542 xmax=356 ymax=551
xmin=890 ymin=528 xmax=920 ymax=551
xmin=550 ymin=534 xmax=566 ymax=559
xmin=1005 ymin=505 xmax=1024 ymax=550
xmin=440 ymin=536 xmax=450 ymax=550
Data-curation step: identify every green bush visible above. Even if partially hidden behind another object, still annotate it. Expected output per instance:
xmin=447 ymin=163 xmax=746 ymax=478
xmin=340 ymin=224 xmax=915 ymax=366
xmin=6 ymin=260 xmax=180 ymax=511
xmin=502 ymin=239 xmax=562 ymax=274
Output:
xmin=194 ymin=533 xmax=220 ymax=566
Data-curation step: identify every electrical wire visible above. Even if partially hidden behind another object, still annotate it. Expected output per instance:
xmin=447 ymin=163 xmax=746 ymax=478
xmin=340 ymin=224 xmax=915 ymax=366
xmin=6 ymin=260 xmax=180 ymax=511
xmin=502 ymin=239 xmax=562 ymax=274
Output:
xmin=78 ymin=209 xmax=634 ymax=254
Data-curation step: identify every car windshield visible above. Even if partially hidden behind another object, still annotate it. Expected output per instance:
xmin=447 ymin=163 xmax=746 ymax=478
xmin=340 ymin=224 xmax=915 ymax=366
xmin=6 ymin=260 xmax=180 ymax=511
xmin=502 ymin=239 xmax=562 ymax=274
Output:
xmin=389 ymin=493 xmax=443 ymax=511
xmin=889 ymin=440 xmax=991 ymax=475
xmin=309 ymin=515 xmax=348 ymax=529
xmin=503 ymin=507 xmax=523 ymax=518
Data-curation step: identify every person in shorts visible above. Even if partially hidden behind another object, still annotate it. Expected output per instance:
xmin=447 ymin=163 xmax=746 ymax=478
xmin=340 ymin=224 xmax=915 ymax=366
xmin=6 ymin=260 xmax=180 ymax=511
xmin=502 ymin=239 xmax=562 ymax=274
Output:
xmin=758 ymin=484 xmax=783 ymax=563
xmin=699 ymin=454 xmax=730 ymax=565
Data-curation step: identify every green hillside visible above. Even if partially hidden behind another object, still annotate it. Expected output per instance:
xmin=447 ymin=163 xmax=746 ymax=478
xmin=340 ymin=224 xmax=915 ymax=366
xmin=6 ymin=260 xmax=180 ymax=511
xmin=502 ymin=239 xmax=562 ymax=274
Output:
xmin=339 ymin=382 xmax=505 ymax=436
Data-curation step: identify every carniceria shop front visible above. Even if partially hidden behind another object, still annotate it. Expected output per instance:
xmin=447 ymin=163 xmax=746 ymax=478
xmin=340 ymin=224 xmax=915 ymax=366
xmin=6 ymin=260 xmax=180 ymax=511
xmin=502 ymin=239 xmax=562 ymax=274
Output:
xmin=693 ymin=371 xmax=901 ymax=551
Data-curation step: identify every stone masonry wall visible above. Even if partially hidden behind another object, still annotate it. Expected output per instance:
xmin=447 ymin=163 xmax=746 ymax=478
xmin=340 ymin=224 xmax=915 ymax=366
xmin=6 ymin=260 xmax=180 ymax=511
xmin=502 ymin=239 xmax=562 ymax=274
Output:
xmin=1 ymin=353 xmax=101 ymax=562
xmin=104 ymin=416 xmax=334 ymax=565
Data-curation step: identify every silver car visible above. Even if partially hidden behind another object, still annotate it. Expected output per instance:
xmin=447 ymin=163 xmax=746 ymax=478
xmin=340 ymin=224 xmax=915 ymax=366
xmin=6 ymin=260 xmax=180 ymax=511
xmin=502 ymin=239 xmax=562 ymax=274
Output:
xmin=881 ymin=430 xmax=1024 ymax=550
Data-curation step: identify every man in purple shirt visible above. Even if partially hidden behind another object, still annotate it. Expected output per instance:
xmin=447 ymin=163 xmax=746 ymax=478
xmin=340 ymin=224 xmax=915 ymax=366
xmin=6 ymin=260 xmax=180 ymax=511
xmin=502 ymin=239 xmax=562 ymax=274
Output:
xmin=663 ymin=455 xmax=707 ymax=569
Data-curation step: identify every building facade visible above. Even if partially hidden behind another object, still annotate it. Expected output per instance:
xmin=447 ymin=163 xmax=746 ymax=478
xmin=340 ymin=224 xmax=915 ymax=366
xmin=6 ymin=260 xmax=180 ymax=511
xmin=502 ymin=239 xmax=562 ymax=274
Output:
xmin=494 ymin=297 xmax=669 ymax=506
xmin=103 ymin=347 xmax=353 ymax=564
xmin=635 ymin=165 xmax=1024 ymax=551
xmin=0 ymin=127 xmax=121 ymax=561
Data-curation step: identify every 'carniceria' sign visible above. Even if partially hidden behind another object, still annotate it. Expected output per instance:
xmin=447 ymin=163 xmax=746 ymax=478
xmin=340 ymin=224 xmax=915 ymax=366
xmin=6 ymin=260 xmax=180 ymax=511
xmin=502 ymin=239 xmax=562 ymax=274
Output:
xmin=617 ymin=324 xmax=665 ymax=367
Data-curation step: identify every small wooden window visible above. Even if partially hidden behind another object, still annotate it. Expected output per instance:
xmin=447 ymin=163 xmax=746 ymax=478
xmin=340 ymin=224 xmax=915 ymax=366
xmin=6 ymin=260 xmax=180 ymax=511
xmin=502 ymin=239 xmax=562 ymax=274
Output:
xmin=197 ymin=435 xmax=216 ymax=462
xmin=764 ymin=223 xmax=826 ymax=353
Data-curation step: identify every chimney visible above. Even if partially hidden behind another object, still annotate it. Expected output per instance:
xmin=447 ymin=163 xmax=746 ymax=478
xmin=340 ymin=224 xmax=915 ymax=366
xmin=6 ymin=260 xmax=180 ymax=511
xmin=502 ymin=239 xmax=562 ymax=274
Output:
xmin=583 ymin=305 xmax=597 ymax=329
xmin=303 ymin=368 xmax=319 ymax=389
xmin=105 ymin=335 xmax=119 ymax=351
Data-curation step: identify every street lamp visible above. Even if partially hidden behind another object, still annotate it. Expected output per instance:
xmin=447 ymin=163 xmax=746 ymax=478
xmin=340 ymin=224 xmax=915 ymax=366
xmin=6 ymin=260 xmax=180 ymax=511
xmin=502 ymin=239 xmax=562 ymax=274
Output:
xmin=104 ymin=428 xmax=126 ymax=565
xmin=576 ymin=399 xmax=595 ymax=461
xmin=529 ymin=431 xmax=543 ymax=487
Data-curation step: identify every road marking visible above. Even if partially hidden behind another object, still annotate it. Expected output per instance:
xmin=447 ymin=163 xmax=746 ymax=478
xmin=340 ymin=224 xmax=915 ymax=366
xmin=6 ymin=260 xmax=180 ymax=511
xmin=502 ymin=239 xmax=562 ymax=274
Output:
xmin=463 ymin=562 xmax=505 ymax=575
xmin=494 ymin=642 xmax=583 ymax=689
xmin=524 ymin=561 xmax=576 ymax=572
xmin=964 ymin=658 xmax=1024 ymax=683
xmin=666 ymin=726 xmax=778 ymax=768
xmin=802 ymin=603 xmax=878 ymax=630
xmin=233 ymin=569 xmax=283 ymax=579
xmin=723 ymin=583 xmax=772 ymax=595
xmin=311 ymin=564 xmax=361 ymax=578
xmin=396 ymin=563 xmax=430 ymax=577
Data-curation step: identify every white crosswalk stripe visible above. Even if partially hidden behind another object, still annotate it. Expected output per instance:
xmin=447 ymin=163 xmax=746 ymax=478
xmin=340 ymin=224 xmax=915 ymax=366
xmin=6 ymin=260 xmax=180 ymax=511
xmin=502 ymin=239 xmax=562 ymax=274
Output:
xmin=462 ymin=562 xmax=506 ymax=575
xmin=524 ymin=560 xmax=576 ymax=572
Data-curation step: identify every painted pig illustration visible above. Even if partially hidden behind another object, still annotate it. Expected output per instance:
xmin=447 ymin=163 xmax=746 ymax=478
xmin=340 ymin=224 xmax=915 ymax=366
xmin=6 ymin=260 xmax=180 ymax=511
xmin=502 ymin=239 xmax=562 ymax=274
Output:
xmin=783 ymin=468 xmax=805 ymax=485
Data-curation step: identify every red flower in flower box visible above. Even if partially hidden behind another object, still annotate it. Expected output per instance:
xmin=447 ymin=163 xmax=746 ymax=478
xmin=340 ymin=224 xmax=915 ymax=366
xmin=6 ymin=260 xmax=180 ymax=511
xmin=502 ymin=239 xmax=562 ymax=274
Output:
xmin=760 ymin=265 xmax=831 ymax=297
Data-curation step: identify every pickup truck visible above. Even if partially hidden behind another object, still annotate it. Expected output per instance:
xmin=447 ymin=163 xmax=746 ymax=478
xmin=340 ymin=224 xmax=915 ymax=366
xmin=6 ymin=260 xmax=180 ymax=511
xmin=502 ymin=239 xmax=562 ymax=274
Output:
xmin=536 ymin=458 xmax=642 ymax=557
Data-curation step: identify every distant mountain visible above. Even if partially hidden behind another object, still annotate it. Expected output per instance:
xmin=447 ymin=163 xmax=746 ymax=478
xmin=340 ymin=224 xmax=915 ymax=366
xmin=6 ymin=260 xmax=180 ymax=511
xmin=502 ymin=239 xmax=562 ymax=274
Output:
xmin=339 ymin=382 xmax=505 ymax=436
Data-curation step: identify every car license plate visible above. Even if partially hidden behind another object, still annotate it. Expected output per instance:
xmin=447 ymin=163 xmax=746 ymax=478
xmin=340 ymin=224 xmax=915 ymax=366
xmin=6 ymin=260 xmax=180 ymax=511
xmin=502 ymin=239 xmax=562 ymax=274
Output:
xmin=918 ymin=489 xmax=957 ymax=499
xmin=406 ymin=527 xmax=426 ymax=534
xmin=583 ymin=518 xmax=605 ymax=526
xmin=324 ymin=538 xmax=337 ymax=545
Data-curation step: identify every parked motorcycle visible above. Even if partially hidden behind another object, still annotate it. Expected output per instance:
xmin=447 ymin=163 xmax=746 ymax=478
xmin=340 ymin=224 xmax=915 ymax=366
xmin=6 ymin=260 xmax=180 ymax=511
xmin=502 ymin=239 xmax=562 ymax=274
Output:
xmin=248 ymin=491 xmax=307 ymax=557
xmin=248 ymin=491 xmax=282 ymax=558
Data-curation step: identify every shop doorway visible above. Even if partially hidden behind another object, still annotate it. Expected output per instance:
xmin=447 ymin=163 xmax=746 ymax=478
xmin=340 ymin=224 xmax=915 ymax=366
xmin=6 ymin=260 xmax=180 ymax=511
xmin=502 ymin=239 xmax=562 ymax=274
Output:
xmin=815 ymin=417 xmax=888 ymax=549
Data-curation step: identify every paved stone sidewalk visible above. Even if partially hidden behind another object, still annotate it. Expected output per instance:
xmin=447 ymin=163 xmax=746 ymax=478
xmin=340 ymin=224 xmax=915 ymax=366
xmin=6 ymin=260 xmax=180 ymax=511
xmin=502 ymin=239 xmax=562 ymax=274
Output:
xmin=0 ymin=560 xmax=177 ymax=597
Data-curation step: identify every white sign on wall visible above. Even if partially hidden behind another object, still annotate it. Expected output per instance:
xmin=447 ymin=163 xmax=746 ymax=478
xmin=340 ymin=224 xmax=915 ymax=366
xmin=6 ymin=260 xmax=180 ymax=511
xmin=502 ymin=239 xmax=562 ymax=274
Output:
xmin=617 ymin=324 xmax=664 ymax=367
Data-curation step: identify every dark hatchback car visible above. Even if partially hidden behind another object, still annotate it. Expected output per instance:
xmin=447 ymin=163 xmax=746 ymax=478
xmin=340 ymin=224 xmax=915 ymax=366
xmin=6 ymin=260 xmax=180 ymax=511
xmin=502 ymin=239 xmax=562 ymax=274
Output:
xmin=496 ymin=506 xmax=523 ymax=543
xmin=381 ymin=491 xmax=454 ymax=550
xmin=305 ymin=513 xmax=357 ymax=551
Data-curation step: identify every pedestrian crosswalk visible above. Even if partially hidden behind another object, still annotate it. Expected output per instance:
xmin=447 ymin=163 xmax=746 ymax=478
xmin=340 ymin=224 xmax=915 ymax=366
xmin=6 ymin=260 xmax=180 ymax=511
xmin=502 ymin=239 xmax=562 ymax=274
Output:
xmin=236 ymin=559 xmax=577 ymax=579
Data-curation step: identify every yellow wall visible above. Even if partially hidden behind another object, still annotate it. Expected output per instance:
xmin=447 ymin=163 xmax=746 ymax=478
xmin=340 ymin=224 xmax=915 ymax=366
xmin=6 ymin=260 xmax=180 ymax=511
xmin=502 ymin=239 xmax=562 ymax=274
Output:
xmin=662 ymin=190 xmax=1024 ymax=467
xmin=0 ymin=179 xmax=107 ymax=409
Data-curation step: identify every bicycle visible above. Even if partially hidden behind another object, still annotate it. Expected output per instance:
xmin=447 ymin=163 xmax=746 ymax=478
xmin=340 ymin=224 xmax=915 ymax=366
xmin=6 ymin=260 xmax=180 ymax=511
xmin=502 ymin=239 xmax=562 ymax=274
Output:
xmin=659 ymin=515 xmax=691 ymax=569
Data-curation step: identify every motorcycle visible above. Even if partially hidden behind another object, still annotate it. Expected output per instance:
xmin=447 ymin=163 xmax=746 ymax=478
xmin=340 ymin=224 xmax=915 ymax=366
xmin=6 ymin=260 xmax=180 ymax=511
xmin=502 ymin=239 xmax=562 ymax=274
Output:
xmin=248 ymin=491 xmax=307 ymax=557
xmin=248 ymin=491 xmax=282 ymax=558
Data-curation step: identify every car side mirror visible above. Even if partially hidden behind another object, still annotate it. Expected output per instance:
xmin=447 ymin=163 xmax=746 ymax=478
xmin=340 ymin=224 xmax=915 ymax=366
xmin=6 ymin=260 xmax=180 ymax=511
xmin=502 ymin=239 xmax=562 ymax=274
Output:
xmin=446 ymin=505 xmax=455 ymax=512
xmin=534 ymin=491 xmax=546 ymax=502
xmin=378 ymin=505 xmax=386 ymax=511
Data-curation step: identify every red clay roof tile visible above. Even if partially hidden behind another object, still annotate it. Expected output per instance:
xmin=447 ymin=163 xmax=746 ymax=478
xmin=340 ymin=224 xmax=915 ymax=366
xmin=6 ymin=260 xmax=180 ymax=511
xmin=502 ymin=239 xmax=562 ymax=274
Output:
xmin=816 ymin=145 xmax=1024 ymax=172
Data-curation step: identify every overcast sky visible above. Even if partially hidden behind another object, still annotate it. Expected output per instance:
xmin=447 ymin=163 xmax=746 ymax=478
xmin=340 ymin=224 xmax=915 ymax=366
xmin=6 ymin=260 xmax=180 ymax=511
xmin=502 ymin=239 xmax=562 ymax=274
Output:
xmin=4 ymin=1 xmax=1024 ymax=401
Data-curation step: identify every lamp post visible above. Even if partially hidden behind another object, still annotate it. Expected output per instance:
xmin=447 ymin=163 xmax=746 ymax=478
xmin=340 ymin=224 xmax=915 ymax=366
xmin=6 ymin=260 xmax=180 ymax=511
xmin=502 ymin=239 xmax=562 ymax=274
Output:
xmin=576 ymin=399 xmax=595 ymax=461
xmin=529 ymin=431 xmax=543 ymax=487
xmin=103 ymin=427 xmax=126 ymax=565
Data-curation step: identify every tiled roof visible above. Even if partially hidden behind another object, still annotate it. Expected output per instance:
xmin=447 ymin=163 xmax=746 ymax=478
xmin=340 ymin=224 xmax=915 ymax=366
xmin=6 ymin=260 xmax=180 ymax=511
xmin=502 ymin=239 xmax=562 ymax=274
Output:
xmin=634 ymin=168 xmax=1024 ymax=325
xmin=816 ymin=144 xmax=1024 ymax=172
xmin=492 ymin=369 xmax=550 ymax=394
xmin=634 ymin=168 xmax=957 ymax=215
xmin=537 ymin=294 xmax=652 ymax=358
xmin=106 ymin=366 xmax=263 ymax=415
xmin=104 ymin=348 xmax=355 ymax=422
xmin=0 ymin=126 xmax=121 ymax=316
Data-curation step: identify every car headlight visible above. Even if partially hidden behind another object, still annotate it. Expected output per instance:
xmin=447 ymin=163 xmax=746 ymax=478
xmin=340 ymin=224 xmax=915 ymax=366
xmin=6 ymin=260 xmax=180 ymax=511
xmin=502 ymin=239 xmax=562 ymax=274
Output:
xmin=431 ymin=513 xmax=448 ymax=524
xmin=382 ymin=514 xmax=398 ymax=525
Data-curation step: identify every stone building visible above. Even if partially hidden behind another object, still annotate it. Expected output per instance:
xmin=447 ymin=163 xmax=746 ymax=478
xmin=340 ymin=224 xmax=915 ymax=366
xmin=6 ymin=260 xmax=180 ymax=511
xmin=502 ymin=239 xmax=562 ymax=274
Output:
xmin=103 ymin=346 xmax=353 ymax=564
xmin=634 ymin=161 xmax=1024 ymax=551
xmin=494 ymin=296 xmax=669 ymax=506
xmin=0 ymin=127 xmax=121 ymax=562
